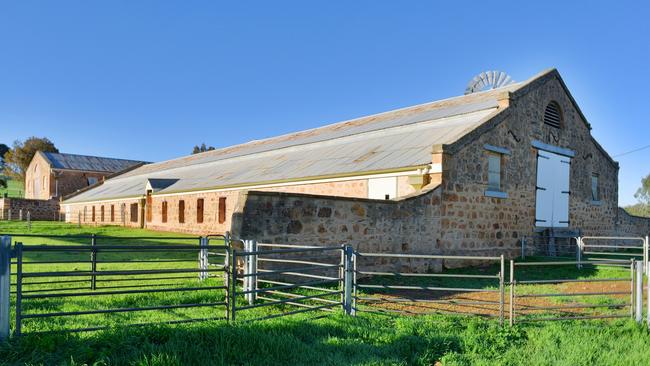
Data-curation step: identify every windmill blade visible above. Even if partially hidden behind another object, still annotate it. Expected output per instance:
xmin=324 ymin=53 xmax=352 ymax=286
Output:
xmin=464 ymin=70 xmax=515 ymax=94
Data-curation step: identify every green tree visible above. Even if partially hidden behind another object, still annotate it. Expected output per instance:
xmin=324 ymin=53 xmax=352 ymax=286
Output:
xmin=0 ymin=143 xmax=9 ymax=169
xmin=625 ymin=174 xmax=650 ymax=217
xmin=634 ymin=174 xmax=650 ymax=204
xmin=191 ymin=143 xmax=215 ymax=154
xmin=2 ymin=137 xmax=59 ymax=180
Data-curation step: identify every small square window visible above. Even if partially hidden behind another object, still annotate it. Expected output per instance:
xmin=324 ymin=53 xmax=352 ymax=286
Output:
xmin=87 ymin=177 xmax=98 ymax=186
xmin=591 ymin=174 xmax=600 ymax=201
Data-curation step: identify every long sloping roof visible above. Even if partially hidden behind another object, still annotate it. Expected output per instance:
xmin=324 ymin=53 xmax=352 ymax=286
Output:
xmin=64 ymin=73 xmax=539 ymax=204
xmin=41 ymin=152 xmax=146 ymax=173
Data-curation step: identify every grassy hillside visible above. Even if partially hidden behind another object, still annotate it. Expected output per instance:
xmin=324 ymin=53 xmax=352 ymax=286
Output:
xmin=0 ymin=176 xmax=24 ymax=198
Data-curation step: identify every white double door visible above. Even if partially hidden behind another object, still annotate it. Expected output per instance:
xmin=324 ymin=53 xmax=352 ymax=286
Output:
xmin=535 ymin=150 xmax=571 ymax=228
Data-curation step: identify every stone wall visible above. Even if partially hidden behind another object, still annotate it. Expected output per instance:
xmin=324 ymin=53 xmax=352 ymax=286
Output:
xmin=25 ymin=152 xmax=114 ymax=200
xmin=615 ymin=208 xmax=650 ymax=238
xmin=437 ymin=74 xmax=621 ymax=257
xmin=62 ymin=176 xmax=416 ymax=234
xmin=55 ymin=170 xmax=109 ymax=199
xmin=24 ymin=152 xmax=52 ymax=200
xmin=0 ymin=197 xmax=60 ymax=221
xmin=231 ymin=187 xmax=443 ymax=272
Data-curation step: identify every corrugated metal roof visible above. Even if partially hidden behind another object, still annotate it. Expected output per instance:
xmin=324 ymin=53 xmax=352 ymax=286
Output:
xmin=65 ymin=105 xmax=500 ymax=203
xmin=41 ymin=152 xmax=146 ymax=173
xmin=63 ymin=74 xmax=550 ymax=204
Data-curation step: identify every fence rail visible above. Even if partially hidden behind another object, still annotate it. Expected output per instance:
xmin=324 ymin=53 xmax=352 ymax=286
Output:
xmin=1 ymin=233 xmax=650 ymax=340
xmin=353 ymin=252 xmax=506 ymax=324
xmin=509 ymin=259 xmax=637 ymax=325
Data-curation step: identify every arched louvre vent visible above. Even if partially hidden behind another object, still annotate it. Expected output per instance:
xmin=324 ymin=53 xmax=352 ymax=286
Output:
xmin=544 ymin=102 xmax=562 ymax=128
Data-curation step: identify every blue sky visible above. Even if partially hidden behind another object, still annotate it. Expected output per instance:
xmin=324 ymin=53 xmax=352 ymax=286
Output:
xmin=0 ymin=1 xmax=648 ymax=205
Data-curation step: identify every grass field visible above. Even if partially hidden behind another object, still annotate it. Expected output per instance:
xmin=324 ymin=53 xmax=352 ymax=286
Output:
xmin=0 ymin=177 xmax=23 ymax=198
xmin=0 ymin=222 xmax=649 ymax=365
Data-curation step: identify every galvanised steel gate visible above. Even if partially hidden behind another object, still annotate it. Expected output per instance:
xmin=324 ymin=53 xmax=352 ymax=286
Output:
xmin=509 ymin=259 xmax=637 ymax=325
xmin=352 ymin=252 xmax=506 ymax=324
xmin=2 ymin=233 xmax=650 ymax=340
xmin=1 ymin=234 xmax=229 ymax=337
xmin=229 ymin=243 xmax=346 ymax=322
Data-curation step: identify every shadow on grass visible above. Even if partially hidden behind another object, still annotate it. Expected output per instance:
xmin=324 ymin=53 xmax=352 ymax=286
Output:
xmin=1 ymin=315 xmax=469 ymax=366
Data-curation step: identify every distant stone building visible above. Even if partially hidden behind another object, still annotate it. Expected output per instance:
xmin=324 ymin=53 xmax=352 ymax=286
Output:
xmin=24 ymin=152 xmax=146 ymax=200
xmin=61 ymin=69 xmax=650 ymax=259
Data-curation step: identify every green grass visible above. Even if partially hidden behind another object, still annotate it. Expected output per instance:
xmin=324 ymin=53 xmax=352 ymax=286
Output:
xmin=0 ymin=177 xmax=24 ymax=198
xmin=1 ymin=222 xmax=649 ymax=365
xmin=2 ymin=312 xmax=650 ymax=365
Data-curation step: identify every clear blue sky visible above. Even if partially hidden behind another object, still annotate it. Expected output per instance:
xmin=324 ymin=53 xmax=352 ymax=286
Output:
xmin=0 ymin=1 xmax=648 ymax=205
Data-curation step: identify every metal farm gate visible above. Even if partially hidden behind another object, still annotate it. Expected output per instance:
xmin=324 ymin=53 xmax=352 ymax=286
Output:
xmin=2 ymin=232 xmax=650 ymax=341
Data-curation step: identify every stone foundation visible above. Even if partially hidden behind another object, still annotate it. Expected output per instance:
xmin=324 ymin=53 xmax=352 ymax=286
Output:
xmin=0 ymin=198 xmax=61 ymax=221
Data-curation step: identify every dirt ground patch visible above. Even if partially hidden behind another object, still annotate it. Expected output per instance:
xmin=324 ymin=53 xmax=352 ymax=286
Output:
xmin=358 ymin=280 xmax=637 ymax=320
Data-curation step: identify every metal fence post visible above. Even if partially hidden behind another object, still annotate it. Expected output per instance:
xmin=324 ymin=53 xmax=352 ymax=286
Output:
xmin=576 ymin=237 xmax=583 ymax=269
xmin=224 ymin=236 xmax=230 ymax=322
xmin=231 ymin=250 xmax=237 ymax=322
xmin=643 ymin=235 xmax=650 ymax=278
xmin=352 ymin=250 xmax=357 ymax=316
xmin=14 ymin=242 xmax=23 ymax=337
xmin=499 ymin=254 xmax=505 ymax=326
xmin=0 ymin=236 xmax=11 ymax=340
xmin=198 ymin=237 xmax=208 ymax=281
xmin=90 ymin=234 xmax=97 ymax=290
xmin=343 ymin=245 xmax=353 ymax=315
xmin=630 ymin=259 xmax=635 ymax=319
xmin=250 ymin=240 xmax=257 ymax=305
xmin=243 ymin=240 xmax=251 ymax=304
xmin=636 ymin=260 xmax=643 ymax=323
xmin=509 ymin=260 xmax=515 ymax=326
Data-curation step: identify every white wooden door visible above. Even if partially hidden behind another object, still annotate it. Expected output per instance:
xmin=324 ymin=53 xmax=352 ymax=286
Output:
xmin=535 ymin=151 xmax=571 ymax=228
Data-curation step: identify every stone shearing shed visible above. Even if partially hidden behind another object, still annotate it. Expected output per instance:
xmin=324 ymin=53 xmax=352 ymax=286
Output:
xmin=61 ymin=69 xmax=650 ymax=261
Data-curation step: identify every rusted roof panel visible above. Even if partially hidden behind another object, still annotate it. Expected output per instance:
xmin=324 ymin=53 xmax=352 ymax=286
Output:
xmin=64 ymin=105 xmax=500 ymax=203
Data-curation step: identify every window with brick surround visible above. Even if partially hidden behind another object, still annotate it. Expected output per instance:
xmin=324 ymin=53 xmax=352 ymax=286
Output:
xmin=218 ymin=197 xmax=226 ymax=224
xmin=100 ymin=206 xmax=105 ymax=222
xmin=92 ymin=206 xmax=96 ymax=222
xmin=487 ymin=153 xmax=501 ymax=191
xmin=162 ymin=201 xmax=168 ymax=223
xmin=110 ymin=205 xmax=115 ymax=222
xmin=130 ymin=203 xmax=138 ymax=223
xmin=197 ymin=198 xmax=204 ymax=223
xmin=179 ymin=200 xmax=185 ymax=223
xmin=145 ymin=191 xmax=153 ymax=223
xmin=483 ymin=144 xmax=510 ymax=199
xmin=591 ymin=174 xmax=600 ymax=201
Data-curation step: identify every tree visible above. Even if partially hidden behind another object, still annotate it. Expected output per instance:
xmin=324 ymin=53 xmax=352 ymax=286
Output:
xmin=0 ymin=143 xmax=9 ymax=169
xmin=625 ymin=173 xmax=650 ymax=217
xmin=192 ymin=143 xmax=215 ymax=154
xmin=634 ymin=174 xmax=650 ymax=205
xmin=0 ymin=176 xmax=6 ymax=189
xmin=2 ymin=137 xmax=59 ymax=180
